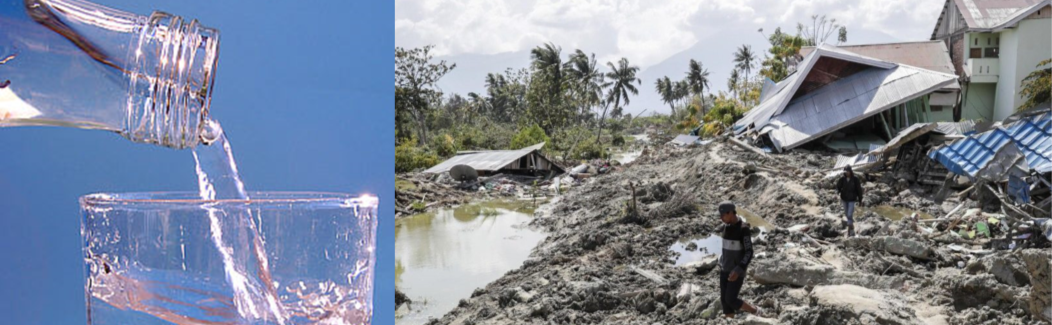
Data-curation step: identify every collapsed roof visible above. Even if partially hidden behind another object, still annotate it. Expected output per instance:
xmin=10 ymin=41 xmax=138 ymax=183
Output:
xmin=423 ymin=142 xmax=565 ymax=175
xmin=735 ymin=44 xmax=959 ymax=152
xmin=930 ymin=112 xmax=1051 ymax=177
xmin=799 ymin=41 xmax=959 ymax=90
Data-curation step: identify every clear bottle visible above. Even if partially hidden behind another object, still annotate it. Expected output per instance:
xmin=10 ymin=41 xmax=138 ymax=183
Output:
xmin=0 ymin=0 xmax=219 ymax=149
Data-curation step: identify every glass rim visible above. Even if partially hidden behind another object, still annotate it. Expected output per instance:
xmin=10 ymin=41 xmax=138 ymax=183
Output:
xmin=80 ymin=191 xmax=378 ymax=207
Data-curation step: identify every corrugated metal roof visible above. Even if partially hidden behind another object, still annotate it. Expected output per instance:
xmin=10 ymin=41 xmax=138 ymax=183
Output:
xmin=934 ymin=120 xmax=979 ymax=135
xmin=423 ymin=142 xmax=548 ymax=174
xmin=870 ymin=123 xmax=940 ymax=155
xmin=930 ymin=112 xmax=1051 ymax=176
xmin=737 ymin=44 xmax=959 ymax=151
xmin=737 ymin=44 xmax=901 ymax=135
xmin=834 ymin=153 xmax=880 ymax=170
xmin=955 ymin=0 xmax=1048 ymax=29
xmin=799 ymin=41 xmax=958 ymax=77
xmin=762 ymin=65 xmax=957 ymax=151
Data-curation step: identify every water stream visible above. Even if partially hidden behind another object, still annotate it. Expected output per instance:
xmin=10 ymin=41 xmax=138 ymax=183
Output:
xmin=192 ymin=119 xmax=285 ymax=323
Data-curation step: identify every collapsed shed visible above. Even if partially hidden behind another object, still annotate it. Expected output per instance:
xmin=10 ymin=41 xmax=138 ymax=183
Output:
xmin=422 ymin=142 xmax=565 ymax=177
xmin=735 ymin=44 xmax=960 ymax=152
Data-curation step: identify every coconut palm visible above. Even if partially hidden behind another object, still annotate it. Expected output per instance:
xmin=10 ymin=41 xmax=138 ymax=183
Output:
xmin=655 ymin=76 xmax=677 ymax=116
xmin=686 ymin=59 xmax=710 ymax=112
xmin=597 ymin=57 xmax=640 ymax=142
xmin=733 ymin=45 xmax=756 ymax=103
xmin=530 ymin=42 xmax=564 ymax=97
xmin=566 ymin=50 xmax=605 ymax=123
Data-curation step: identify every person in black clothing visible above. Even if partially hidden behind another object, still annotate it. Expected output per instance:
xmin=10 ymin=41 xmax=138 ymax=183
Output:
xmin=836 ymin=166 xmax=865 ymax=237
xmin=717 ymin=201 xmax=760 ymax=318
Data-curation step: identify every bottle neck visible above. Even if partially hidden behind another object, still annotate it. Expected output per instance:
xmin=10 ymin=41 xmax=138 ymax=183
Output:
xmin=19 ymin=0 xmax=219 ymax=149
xmin=124 ymin=11 xmax=220 ymax=149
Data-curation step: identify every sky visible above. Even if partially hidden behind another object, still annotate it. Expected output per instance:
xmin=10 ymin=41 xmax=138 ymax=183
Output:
xmin=396 ymin=0 xmax=948 ymax=115
xmin=0 ymin=1 xmax=393 ymax=324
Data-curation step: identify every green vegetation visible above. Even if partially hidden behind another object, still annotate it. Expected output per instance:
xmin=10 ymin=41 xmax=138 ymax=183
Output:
xmin=395 ymin=177 xmax=417 ymax=191
xmin=1019 ymin=59 xmax=1051 ymax=111
xmin=395 ymin=137 xmax=439 ymax=173
xmin=394 ymin=43 xmax=643 ymax=171
xmin=411 ymin=201 xmax=426 ymax=211
xmin=510 ymin=124 xmax=551 ymax=150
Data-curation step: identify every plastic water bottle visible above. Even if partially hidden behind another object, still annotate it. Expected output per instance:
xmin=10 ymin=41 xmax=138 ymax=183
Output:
xmin=0 ymin=0 xmax=219 ymax=148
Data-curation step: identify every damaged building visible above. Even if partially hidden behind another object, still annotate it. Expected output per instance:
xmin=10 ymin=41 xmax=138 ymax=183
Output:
xmin=734 ymin=44 xmax=960 ymax=152
xmin=422 ymin=142 xmax=565 ymax=177
xmin=931 ymin=0 xmax=1052 ymax=121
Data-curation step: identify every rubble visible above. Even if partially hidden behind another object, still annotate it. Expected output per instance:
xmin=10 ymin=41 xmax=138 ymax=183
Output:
xmin=417 ymin=139 xmax=1051 ymax=325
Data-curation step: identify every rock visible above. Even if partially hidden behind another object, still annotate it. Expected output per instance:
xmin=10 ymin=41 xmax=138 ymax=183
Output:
xmin=844 ymin=236 xmax=936 ymax=260
xmin=647 ymin=182 xmax=674 ymax=202
xmin=810 ymin=284 xmax=921 ymax=325
xmin=751 ymin=253 xmax=905 ymax=289
xmin=685 ymin=242 xmax=698 ymax=251
xmin=674 ymin=282 xmax=702 ymax=302
xmin=681 ymin=255 xmax=719 ymax=275
xmin=742 ymin=315 xmax=779 ymax=325
xmin=1021 ymin=249 xmax=1052 ymax=322
xmin=514 ymin=287 xmax=535 ymax=303
xmin=965 ymin=254 xmax=1030 ymax=287
xmin=699 ymin=300 xmax=721 ymax=319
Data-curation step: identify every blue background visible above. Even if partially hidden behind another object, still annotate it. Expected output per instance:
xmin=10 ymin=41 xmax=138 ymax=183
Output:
xmin=0 ymin=1 xmax=393 ymax=324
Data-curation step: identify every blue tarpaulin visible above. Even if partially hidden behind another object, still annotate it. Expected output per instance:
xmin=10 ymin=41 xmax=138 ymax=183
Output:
xmin=930 ymin=112 xmax=1051 ymax=177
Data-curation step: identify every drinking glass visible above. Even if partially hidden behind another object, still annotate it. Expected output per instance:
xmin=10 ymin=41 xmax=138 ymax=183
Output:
xmin=79 ymin=191 xmax=377 ymax=324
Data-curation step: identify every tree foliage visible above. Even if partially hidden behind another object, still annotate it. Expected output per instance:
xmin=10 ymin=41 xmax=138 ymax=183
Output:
xmin=1019 ymin=59 xmax=1051 ymax=111
xmin=395 ymin=45 xmax=455 ymax=144
xmin=598 ymin=57 xmax=640 ymax=142
xmin=510 ymin=124 xmax=551 ymax=150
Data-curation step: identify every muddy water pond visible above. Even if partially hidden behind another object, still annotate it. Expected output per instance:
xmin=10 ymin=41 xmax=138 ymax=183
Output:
xmin=669 ymin=208 xmax=771 ymax=266
xmin=395 ymin=200 xmax=547 ymax=324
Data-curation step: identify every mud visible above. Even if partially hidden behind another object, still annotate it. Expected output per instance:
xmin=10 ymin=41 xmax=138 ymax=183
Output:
xmin=418 ymin=140 xmax=1051 ymax=325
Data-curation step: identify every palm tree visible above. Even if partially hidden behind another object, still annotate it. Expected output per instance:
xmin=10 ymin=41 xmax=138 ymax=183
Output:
xmin=597 ymin=57 xmax=640 ymax=142
xmin=733 ymin=45 xmax=756 ymax=103
xmin=530 ymin=43 xmax=564 ymax=105
xmin=566 ymin=50 xmax=605 ymax=123
xmin=655 ymin=76 xmax=677 ymax=116
xmin=686 ymin=59 xmax=710 ymax=112
xmin=728 ymin=69 xmax=740 ymax=102
xmin=674 ymin=80 xmax=690 ymax=107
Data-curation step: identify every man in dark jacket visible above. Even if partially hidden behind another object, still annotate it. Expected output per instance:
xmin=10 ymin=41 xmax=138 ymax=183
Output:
xmin=717 ymin=201 xmax=760 ymax=318
xmin=836 ymin=166 xmax=864 ymax=237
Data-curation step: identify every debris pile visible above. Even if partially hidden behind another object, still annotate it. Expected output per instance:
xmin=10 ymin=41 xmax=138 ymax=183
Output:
xmin=420 ymin=138 xmax=1052 ymax=325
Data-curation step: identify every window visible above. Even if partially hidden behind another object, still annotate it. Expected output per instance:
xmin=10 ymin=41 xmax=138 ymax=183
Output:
xmin=974 ymin=38 xmax=978 ymax=46
xmin=985 ymin=47 xmax=999 ymax=58
xmin=987 ymin=38 xmax=991 ymax=45
xmin=931 ymin=106 xmax=944 ymax=112
xmin=970 ymin=48 xmax=983 ymax=58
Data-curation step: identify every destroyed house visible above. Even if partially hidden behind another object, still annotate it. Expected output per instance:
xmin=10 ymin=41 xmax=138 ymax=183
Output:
xmin=422 ymin=142 xmax=565 ymax=176
xmin=735 ymin=44 xmax=959 ymax=153
xmin=799 ymin=41 xmax=961 ymax=122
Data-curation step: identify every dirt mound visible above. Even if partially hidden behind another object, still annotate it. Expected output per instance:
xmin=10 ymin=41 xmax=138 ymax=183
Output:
xmin=420 ymin=140 xmax=1052 ymax=325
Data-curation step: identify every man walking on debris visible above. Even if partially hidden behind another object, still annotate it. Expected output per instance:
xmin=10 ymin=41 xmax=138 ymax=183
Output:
xmin=717 ymin=201 xmax=761 ymax=318
xmin=836 ymin=166 xmax=865 ymax=237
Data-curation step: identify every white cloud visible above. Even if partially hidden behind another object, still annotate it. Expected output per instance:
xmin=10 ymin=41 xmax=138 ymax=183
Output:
xmin=397 ymin=0 xmax=945 ymax=70
xmin=398 ymin=0 xmax=952 ymax=115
